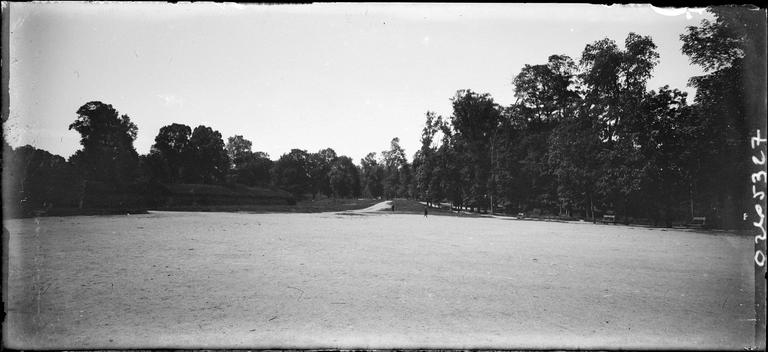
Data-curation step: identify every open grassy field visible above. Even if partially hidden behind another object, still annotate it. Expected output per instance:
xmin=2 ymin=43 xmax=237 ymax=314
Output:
xmin=3 ymin=201 xmax=757 ymax=349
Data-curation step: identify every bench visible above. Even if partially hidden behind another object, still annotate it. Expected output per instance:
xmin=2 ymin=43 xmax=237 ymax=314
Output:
xmin=601 ymin=214 xmax=616 ymax=224
xmin=687 ymin=216 xmax=706 ymax=228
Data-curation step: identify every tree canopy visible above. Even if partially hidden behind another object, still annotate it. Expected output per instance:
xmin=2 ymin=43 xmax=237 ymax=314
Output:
xmin=8 ymin=6 xmax=763 ymax=228
xmin=68 ymin=101 xmax=139 ymax=187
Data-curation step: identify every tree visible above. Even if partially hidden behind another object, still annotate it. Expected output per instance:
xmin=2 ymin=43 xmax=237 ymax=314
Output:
xmin=223 ymin=135 xmax=273 ymax=186
xmin=494 ymin=105 xmax=534 ymax=214
xmin=680 ymin=7 xmax=758 ymax=72
xmin=382 ymin=137 xmax=407 ymax=199
xmin=398 ymin=162 xmax=414 ymax=199
xmin=360 ymin=152 xmax=384 ymax=198
xmin=510 ymin=55 xmax=581 ymax=213
xmin=432 ymin=119 xmax=464 ymax=209
xmin=226 ymin=135 xmax=253 ymax=169
xmin=186 ymin=125 xmax=229 ymax=184
xmin=513 ymin=54 xmax=579 ymax=123
xmin=308 ymin=148 xmax=337 ymax=198
xmin=635 ymin=86 xmax=692 ymax=225
xmin=414 ymin=111 xmax=443 ymax=205
xmin=680 ymin=5 xmax=766 ymax=228
xmin=449 ymin=90 xmax=501 ymax=211
xmin=546 ymin=103 xmax=604 ymax=221
xmin=229 ymin=151 xmax=273 ymax=187
xmin=150 ymin=123 xmax=192 ymax=183
xmin=683 ymin=7 xmax=767 ymax=342
xmin=68 ymin=101 xmax=139 ymax=186
xmin=3 ymin=145 xmax=80 ymax=214
xmin=577 ymin=33 xmax=660 ymax=218
xmin=579 ymin=33 xmax=658 ymax=143
xmin=241 ymin=151 xmax=273 ymax=186
xmin=329 ymin=156 xmax=360 ymax=198
xmin=271 ymin=149 xmax=312 ymax=197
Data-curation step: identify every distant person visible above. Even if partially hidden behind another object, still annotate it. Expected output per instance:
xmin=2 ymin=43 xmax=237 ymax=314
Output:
xmin=424 ymin=206 xmax=428 ymax=218
xmin=391 ymin=203 xmax=395 ymax=212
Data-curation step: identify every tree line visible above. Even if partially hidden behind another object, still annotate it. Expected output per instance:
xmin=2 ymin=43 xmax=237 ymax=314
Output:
xmin=3 ymin=6 xmax=763 ymax=227
xmin=410 ymin=7 xmax=764 ymax=228
xmin=2 ymin=98 xmax=415 ymax=212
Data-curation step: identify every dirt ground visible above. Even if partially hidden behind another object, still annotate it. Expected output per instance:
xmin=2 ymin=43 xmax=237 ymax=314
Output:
xmin=3 ymin=203 xmax=757 ymax=349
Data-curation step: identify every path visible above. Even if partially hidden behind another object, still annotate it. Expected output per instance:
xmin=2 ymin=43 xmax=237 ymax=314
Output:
xmin=343 ymin=200 xmax=392 ymax=213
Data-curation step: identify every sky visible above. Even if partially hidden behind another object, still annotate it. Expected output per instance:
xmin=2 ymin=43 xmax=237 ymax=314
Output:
xmin=5 ymin=3 xmax=713 ymax=163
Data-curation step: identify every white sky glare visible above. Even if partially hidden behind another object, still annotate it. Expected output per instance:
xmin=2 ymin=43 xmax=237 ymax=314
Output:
xmin=6 ymin=3 xmax=712 ymax=163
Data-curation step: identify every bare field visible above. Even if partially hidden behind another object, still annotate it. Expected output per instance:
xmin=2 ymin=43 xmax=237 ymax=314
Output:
xmin=3 ymin=206 xmax=757 ymax=349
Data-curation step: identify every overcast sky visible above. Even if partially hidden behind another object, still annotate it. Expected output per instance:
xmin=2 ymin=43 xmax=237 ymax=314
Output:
xmin=6 ymin=3 xmax=712 ymax=163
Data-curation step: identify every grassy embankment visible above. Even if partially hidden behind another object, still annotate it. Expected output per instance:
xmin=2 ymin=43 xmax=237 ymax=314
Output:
xmin=382 ymin=199 xmax=484 ymax=217
xmin=156 ymin=197 xmax=382 ymax=214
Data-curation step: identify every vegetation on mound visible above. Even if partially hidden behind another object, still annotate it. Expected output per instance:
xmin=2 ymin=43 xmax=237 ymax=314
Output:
xmin=385 ymin=199 xmax=483 ymax=217
xmin=152 ymin=183 xmax=295 ymax=207
xmin=157 ymin=197 xmax=381 ymax=214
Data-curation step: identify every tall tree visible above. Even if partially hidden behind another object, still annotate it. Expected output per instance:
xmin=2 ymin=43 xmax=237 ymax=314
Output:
xmin=635 ymin=86 xmax=692 ymax=225
xmin=578 ymin=33 xmax=659 ymax=218
xmin=685 ymin=7 xmax=768 ymax=344
xmin=226 ymin=135 xmax=253 ymax=169
xmin=150 ymin=123 xmax=192 ymax=183
xmin=509 ymin=56 xmax=580 ymax=213
xmin=360 ymin=152 xmax=384 ymax=198
xmin=433 ymin=119 xmax=464 ymax=209
xmin=382 ymin=137 xmax=407 ymax=199
xmin=308 ymin=148 xmax=338 ymax=198
xmin=398 ymin=162 xmax=414 ymax=199
xmin=187 ymin=125 xmax=229 ymax=184
xmin=239 ymin=151 xmax=273 ymax=187
xmin=224 ymin=135 xmax=273 ymax=186
xmin=450 ymin=90 xmax=501 ymax=211
xmin=68 ymin=101 xmax=139 ymax=186
xmin=546 ymin=102 xmax=604 ymax=221
xmin=4 ymin=145 xmax=79 ymax=213
xmin=579 ymin=33 xmax=658 ymax=143
xmin=329 ymin=155 xmax=360 ymax=198
xmin=414 ymin=111 xmax=442 ymax=205
xmin=271 ymin=149 xmax=312 ymax=197
xmin=680 ymin=5 xmax=766 ymax=228
xmin=513 ymin=54 xmax=579 ymax=123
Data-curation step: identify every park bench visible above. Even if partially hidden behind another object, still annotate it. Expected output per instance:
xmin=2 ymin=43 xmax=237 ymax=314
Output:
xmin=687 ymin=216 xmax=706 ymax=228
xmin=601 ymin=214 xmax=616 ymax=224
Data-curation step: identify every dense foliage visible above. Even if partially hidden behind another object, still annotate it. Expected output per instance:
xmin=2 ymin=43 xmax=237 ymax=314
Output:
xmin=408 ymin=7 xmax=765 ymax=227
xmin=3 ymin=6 xmax=763 ymax=227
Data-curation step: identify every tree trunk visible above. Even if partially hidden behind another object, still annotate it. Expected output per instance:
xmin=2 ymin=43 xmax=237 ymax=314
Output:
xmin=490 ymin=194 xmax=494 ymax=215
xmin=624 ymin=195 xmax=630 ymax=225
xmin=689 ymin=181 xmax=694 ymax=219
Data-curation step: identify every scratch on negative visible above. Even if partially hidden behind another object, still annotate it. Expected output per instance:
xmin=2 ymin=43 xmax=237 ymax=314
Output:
xmin=287 ymin=286 xmax=304 ymax=301
xmin=40 ymin=282 xmax=52 ymax=296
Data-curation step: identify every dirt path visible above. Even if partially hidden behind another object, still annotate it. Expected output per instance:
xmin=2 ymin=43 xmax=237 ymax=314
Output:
xmin=342 ymin=200 xmax=392 ymax=213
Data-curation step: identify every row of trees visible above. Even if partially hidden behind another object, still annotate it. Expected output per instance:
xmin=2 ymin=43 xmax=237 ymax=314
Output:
xmin=145 ymin=125 xmax=413 ymax=200
xmin=3 ymin=7 xmax=761 ymax=227
xmin=3 ymin=99 xmax=406 ymax=207
xmin=409 ymin=7 xmax=764 ymax=228
xmin=1 ymin=98 xmax=418 ymax=212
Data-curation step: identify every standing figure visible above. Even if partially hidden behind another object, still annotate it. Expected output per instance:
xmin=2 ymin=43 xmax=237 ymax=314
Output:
xmin=424 ymin=206 xmax=428 ymax=218
xmin=391 ymin=203 xmax=395 ymax=212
